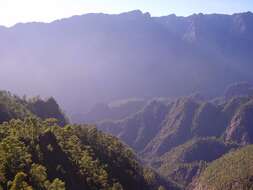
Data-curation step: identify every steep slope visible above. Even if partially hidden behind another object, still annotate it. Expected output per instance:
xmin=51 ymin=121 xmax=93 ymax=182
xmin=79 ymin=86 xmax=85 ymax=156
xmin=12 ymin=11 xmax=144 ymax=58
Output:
xmin=98 ymin=100 xmax=169 ymax=151
xmin=97 ymin=94 xmax=253 ymax=188
xmin=224 ymin=82 xmax=253 ymax=99
xmin=144 ymin=95 xmax=253 ymax=187
xmin=99 ymin=96 xmax=232 ymax=156
xmin=0 ymin=91 xmax=68 ymax=125
xmin=157 ymin=138 xmax=237 ymax=187
xmin=28 ymin=97 xmax=68 ymax=126
xmin=0 ymin=91 xmax=33 ymax=123
xmin=221 ymin=96 xmax=251 ymax=121
xmin=192 ymin=145 xmax=253 ymax=190
xmin=0 ymin=90 xmax=180 ymax=189
xmin=157 ymin=12 xmax=253 ymax=64
xmin=191 ymin=102 xmax=226 ymax=137
xmin=2 ymin=11 xmax=253 ymax=114
xmin=225 ymin=98 xmax=253 ymax=144
xmin=0 ymin=118 xmax=179 ymax=190
xmin=72 ymin=99 xmax=146 ymax=124
xmin=143 ymin=98 xmax=200 ymax=157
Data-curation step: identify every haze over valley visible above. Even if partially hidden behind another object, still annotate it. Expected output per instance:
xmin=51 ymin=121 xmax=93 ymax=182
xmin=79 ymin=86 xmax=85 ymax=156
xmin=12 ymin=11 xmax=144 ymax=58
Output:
xmin=2 ymin=1 xmax=253 ymax=189
xmin=2 ymin=10 xmax=253 ymax=116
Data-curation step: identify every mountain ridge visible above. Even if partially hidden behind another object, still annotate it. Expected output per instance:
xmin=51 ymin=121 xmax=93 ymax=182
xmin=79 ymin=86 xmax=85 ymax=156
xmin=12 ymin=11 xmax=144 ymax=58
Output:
xmin=97 ymin=86 xmax=253 ymax=188
xmin=2 ymin=10 xmax=253 ymax=114
xmin=2 ymin=10 xmax=253 ymax=29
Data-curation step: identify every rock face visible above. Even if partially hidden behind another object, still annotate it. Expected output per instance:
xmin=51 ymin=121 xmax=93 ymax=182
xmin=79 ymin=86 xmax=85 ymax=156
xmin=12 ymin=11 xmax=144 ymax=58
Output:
xmin=225 ymin=82 xmax=253 ymax=99
xmin=225 ymin=99 xmax=253 ymax=144
xmin=98 ymin=94 xmax=253 ymax=188
xmin=143 ymin=98 xmax=199 ymax=157
xmin=99 ymin=95 xmax=253 ymax=157
xmin=98 ymin=100 xmax=169 ymax=151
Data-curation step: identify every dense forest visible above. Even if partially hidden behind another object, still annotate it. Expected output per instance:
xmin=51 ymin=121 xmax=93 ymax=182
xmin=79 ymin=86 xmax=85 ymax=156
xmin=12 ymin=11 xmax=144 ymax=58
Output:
xmin=191 ymin=145 xmax=253 ymax=190
xmin=0 ymin=91 xmax=68 ymax=126
xmin=0 ymin=91 xmax=178 ymax=190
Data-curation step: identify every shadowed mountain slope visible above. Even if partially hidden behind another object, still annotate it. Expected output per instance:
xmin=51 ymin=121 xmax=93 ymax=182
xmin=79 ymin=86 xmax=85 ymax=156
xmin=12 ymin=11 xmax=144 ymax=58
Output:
xmin=98 ymin=93 xmax=253 ymax=188
xmin=0 ymin=91 xmax=68 ymax=125
xmin=2 ymin=11 xmax=253 ymax=114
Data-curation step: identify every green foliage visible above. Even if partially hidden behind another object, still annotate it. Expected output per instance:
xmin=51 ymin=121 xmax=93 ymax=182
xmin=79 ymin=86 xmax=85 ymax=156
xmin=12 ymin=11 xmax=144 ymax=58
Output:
xmin=157 ymin=138 xmax=237 ymax=187
xmin=195 ymin=145 xmax=253 ymax=190
xmin=9 ymin=172 xmax=33 ymax=190
xmin=29 ymin=164 xmax=47 ymax=189
xmin=48 ymin=179 xmax=65 ymax=190
xmin=0 ymin=91 xmax=33 ymax=123
xmin=27 ymin=97 xmax=68 ymax=126
xmin=0 ymin=91 xmax=68 ymax=126
xmin=158 ymin=186 xmax=166 ymax=190
xmin=0 ymin=118 xmax=167 ymax=190
xmin=110 ymin=183 xmax=123 ymax=190
xmin=0 ymin=136 xmax=32 ymax=181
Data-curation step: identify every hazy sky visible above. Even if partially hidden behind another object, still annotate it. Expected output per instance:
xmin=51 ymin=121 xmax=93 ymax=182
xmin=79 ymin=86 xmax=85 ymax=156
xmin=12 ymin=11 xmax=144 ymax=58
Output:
xmin=0 ymin=0 xmax=252 ymax=26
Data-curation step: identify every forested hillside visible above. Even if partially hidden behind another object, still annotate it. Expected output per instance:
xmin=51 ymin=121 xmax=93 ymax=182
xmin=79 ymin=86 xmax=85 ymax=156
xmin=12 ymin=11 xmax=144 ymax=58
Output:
xmin=191 ymin=145 xmax=253 ymax=190
xmin=0 ymin=91 xmax=68 ymax=125
xmin=0 ymin=91 xmax=178 ymax=190
xmin=0 ymin=119 xmax=179 ymax=190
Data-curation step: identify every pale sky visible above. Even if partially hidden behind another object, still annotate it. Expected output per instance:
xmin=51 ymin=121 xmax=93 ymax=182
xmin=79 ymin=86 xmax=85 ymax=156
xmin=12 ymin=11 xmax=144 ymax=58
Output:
xmin=0 ymin=0 xmax=253 ymax=27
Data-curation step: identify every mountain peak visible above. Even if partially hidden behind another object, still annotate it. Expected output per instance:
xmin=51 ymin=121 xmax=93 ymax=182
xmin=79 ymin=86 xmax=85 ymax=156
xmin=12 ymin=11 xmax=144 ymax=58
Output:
xmin=119 ymin=10 xmax=151 ymax=19
xmin=233 ymin=11 xmax=253 ymax=17
xmin=120 ymin=10 xmax=143 ymax=15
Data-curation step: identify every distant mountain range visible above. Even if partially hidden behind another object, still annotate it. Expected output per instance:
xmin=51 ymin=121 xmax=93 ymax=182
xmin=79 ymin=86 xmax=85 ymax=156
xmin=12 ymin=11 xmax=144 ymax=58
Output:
xmin=1 ymin=10 xmax=253 ymax=114
xmin=71 ymin=98 xmax=147 ymax=123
